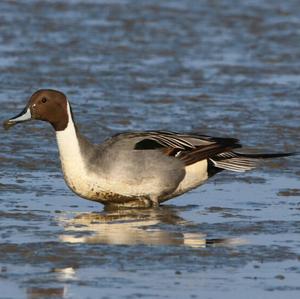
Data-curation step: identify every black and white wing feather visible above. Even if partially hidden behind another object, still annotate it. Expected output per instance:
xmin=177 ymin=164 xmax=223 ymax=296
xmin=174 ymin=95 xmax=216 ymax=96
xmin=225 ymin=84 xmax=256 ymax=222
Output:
xmin=131 ymin=130 xmax=295 ymax=173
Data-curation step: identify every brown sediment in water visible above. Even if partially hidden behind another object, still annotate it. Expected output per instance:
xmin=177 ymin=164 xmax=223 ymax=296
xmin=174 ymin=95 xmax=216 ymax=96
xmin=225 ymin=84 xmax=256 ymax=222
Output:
xmin=3 ymin=120 xmax=15 ymax=130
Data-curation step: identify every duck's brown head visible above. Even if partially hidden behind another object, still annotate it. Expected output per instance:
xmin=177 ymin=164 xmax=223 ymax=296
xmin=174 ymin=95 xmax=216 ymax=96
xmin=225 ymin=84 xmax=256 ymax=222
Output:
xmin=3 ymin=89 xmax=69 ymax=131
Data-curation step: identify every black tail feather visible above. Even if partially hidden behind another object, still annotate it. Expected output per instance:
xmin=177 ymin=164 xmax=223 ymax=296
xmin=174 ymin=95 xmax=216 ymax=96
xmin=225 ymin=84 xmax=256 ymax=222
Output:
xmin=233 ymin=152 xmax=298 ymax=159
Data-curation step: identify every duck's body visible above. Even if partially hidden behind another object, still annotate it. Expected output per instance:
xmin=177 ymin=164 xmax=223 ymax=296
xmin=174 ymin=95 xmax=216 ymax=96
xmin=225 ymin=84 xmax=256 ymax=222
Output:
xmin=4 ymin=89 xmax=296 ymax=208
xmin=56 ymin=102 xmax=208 ymax=208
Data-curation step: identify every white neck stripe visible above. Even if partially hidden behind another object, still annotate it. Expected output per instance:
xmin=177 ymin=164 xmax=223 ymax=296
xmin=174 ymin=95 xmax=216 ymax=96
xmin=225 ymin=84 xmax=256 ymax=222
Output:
xmin=56 ymin=102 xmax=87 ymax=177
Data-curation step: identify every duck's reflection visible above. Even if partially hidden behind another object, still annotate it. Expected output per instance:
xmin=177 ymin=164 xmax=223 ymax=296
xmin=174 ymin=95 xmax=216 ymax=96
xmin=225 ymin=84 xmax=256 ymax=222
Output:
xmin=58 ymin=206 xmax=245 ymax=248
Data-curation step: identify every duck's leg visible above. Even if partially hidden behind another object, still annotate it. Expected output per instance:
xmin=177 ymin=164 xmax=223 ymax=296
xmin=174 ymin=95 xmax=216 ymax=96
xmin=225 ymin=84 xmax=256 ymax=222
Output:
xmin=150 ymin=195 xmax=160 ymax=208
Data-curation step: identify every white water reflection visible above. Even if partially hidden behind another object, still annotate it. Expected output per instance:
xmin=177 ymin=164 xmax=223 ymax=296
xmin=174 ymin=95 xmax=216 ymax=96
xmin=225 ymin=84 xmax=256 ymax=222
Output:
xmin=26 ymin=268 xmax=76 ymax=299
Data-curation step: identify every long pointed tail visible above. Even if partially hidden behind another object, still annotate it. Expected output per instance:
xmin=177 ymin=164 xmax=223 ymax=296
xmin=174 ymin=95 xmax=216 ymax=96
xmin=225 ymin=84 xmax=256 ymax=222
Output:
xmin=209 ymin=151 xmax=298 ymax=173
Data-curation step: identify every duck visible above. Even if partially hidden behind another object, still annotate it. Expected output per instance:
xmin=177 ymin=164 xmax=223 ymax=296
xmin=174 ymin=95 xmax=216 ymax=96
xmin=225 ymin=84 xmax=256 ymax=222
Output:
xmin=3 ymin=89 xmax=296 ymax=208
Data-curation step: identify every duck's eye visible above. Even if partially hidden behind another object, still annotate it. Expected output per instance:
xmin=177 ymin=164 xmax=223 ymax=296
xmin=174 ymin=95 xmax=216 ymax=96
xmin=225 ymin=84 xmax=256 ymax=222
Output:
xmin=42 ymin=97 xmax=47 ymax=103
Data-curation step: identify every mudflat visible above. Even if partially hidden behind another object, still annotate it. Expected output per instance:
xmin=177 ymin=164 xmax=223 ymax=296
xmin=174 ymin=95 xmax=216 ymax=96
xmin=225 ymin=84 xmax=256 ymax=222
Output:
xmin=0 ymin=1 xmax=299 ymax=298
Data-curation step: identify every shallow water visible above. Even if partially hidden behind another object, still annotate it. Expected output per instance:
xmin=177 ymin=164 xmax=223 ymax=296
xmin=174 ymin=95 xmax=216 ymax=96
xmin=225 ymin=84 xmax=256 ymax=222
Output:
xmin=0 ymin=0 xmax=300 ymax=298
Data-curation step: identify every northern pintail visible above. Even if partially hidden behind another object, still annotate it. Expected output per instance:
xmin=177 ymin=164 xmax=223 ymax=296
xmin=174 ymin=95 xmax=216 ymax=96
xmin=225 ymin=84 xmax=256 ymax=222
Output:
xmin=3 ymin=89 xmax=296 ymax=208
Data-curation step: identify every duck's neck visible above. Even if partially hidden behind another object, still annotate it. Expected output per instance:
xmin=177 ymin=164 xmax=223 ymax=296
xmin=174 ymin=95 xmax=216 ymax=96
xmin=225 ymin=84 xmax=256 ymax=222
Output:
xmin=55 ymin=102 xmax=94 ymax=177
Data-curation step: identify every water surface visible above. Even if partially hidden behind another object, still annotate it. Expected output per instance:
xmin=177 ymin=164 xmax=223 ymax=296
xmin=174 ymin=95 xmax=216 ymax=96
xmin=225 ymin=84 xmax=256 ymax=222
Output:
xmin=0 ymin=0 xmax=300 ymax=298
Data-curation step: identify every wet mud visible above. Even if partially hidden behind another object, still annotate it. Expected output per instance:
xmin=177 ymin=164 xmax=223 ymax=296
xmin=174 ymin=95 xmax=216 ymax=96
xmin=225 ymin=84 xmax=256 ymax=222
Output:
xmin=0 ymin=0 xmax=300 ymax=298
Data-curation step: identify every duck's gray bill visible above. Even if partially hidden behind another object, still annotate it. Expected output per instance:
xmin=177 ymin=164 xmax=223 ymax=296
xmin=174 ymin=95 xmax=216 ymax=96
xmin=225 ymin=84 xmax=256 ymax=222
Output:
xmin=3 ymin=107 xmax=32 ymax=130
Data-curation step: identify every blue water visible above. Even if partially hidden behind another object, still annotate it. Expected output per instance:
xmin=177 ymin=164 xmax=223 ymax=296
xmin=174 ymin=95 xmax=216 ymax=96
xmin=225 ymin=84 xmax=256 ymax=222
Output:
xmin=0 ymin=1 xmax=300 ymax=298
